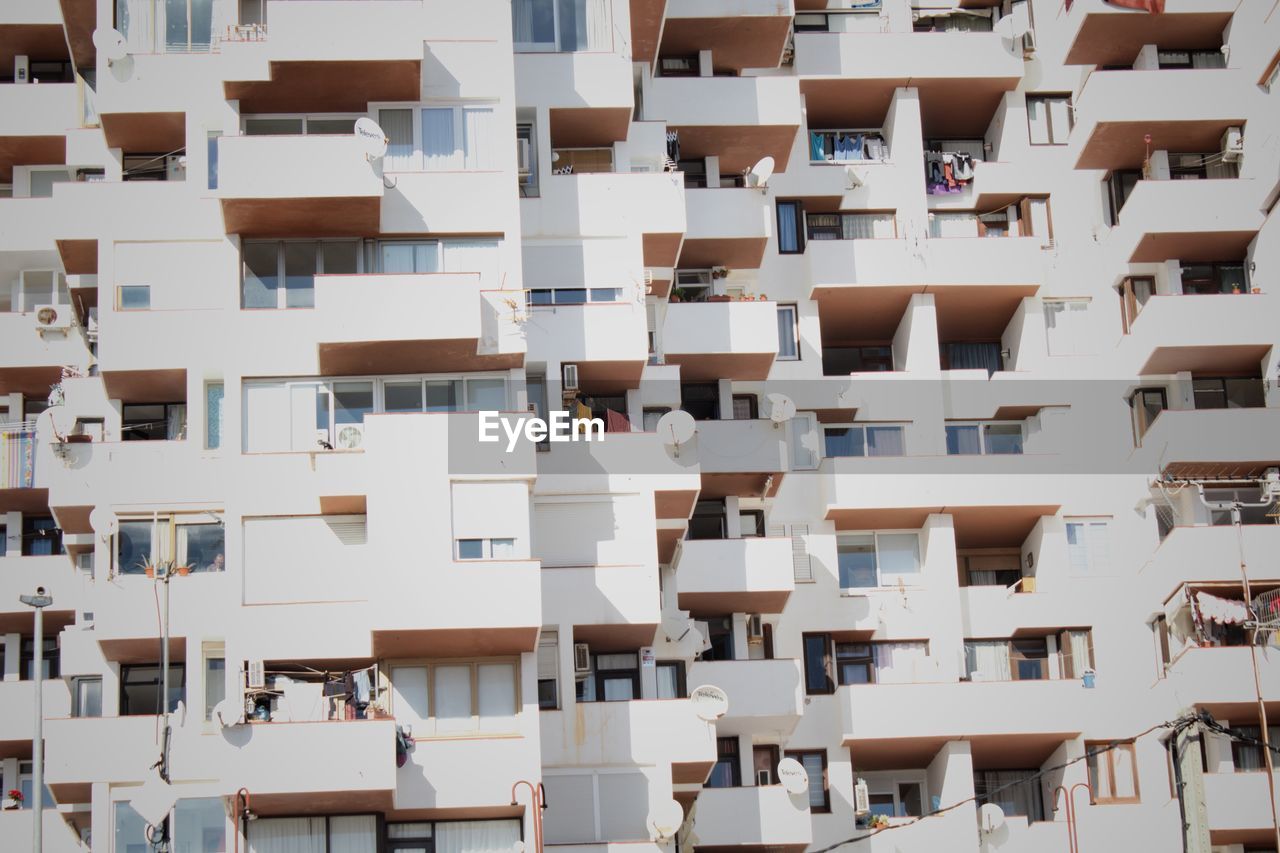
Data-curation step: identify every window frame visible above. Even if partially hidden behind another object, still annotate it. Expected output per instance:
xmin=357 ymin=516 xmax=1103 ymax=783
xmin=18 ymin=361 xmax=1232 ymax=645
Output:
xmin=944 ymin=421 xmax=1025 ymax=456
xmin=655 ymin=660 xmax=687 ymax=699
xmin=71 ymin=676 xmax=102 ymax=717
xmin=776 ymin=303 xmax=800 ymax=360
xmin=776 ymin=200 xmax=806 ymax=254
xmin=1086 ymin=741 xmax=1140 ymax=804
xmin=1065 ymin=518 xmax=1111 ymax=576
xmin=240 ymin=238 xmax=362 ymax=310
xmin=376 ymin=103 xmax=502 ymax=172
xmin=822 ymin=423 xmax=907 ymax=458
xmin=388 ymin=657 xmax=522 ymax=734
xmin=119 ymin=663 xmax=186 ymax=716
xmin=1025 ymin=94 xmax=1073 ymax=146
xmin=835 ymin=530 xmax=922 ymax=590
xmin=785 ymin=749 xmax=830 ymax=812
xmin=114 ymin=512 xmax=226 ymax=575
xmin=455 ymin=537 xmax=517 ymax=561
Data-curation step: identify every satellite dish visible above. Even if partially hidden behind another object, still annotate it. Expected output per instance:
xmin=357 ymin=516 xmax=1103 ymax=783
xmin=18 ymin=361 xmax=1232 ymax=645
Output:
xmin=844 ymin=165 xmax=863 ymax=189
xmin=90 ymin=506 xmax=119 ymax=540
xmin=689 ymin=684 xmax=729 ymax=720
xmin=777 ymin=757 xmax=809 ymax=795
xmin=649 ymin=799 xmax=685 ymax=840
xmin=48 ymin=405 xmax=76 ymax=436
xmin=980 ymin=803 xmax=1006 ymax=832
xmin=747 ymin=156 xmax=775 ymax=189
xmin=213 ymin=698 xmax=244 ymax=729
xmin=661 ymin=612 xmax=694 ymax=643
xmin=92 ymin=28 xmax=129 ymax=62
xmin=656 ymin=409 xmax=696 ymax=447
xmin=132 ymin=773 xmax=177 ymax=829
xmin=767 ymin=393 xmax=796 ymax=423
xmin=992 ymin=15 xmax=1029 ymax=40
xmin=354 ymin=117 xmax=388 ymax=160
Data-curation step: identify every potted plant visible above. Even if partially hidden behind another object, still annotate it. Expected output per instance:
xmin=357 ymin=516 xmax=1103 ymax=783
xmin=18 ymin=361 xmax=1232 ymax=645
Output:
xmin=4 ymin=789 xmax=22 ymax=810
xmin=175 ymin=563 xmax=192 ymax=577
xmin=1252 ymin=287 xmax=1262 ymax=294
xmin=869 ymin=814 xmax=889 ymax=829
xmin=136 ymin=554 xmax=162 ymax=579
xmin=1232 ymin=284 xmax=1242 ymax=294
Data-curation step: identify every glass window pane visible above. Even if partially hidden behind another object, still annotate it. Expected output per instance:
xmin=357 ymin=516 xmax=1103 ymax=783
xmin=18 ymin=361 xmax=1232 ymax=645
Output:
xmin=118 ymin=285 xmax=150 ymax=310
xmin=589 ymin=287 xmax=622 ymax=302
xmin=877 ymin=533 xmax=920 ymax=579
xmin=946 ymin=424 xmax=981 ymax=455
xmin=800 ymin=753 xmax=825 ymax=808
xmin=385 ymin=381 xmax=424 ymax=413
xmin=284 ymin=242 xmax=317 ymax=308
xmin=490 ymin=538 xmax=515 ymax=558
xmin=512 ymin=0 xmax=556 ymax=45
xmin=866 ymin=426 xmax=904 ymax=457
xmin=181 ymin=523 xmax=225 ymax=572
xmin=824 ymin=427 xmax=864 ymax=458
xmin=117 ymin=520 xmax=153 ymax=575
xmin=777 ymin=305 xmax=798 ymax=358
xmin=478 ymin=663 xmax=516 ymax=719
xmin=554 ymin=289 xmax=587 ymax=304
xmin=1048 ymin=98 xmax=1072 ymax=144
xmin=426 ymin=380 xmax=461 ymax=412
xmin=245 ymin=117 xmax=304 ymax=135
xmin=114 ymin=803 xmax=149 ymax=850
xmin=75 ymin=678 xmax=102 ymax=717
xmin=984 ymin=423 xmax=1024 ymax=455
xmin=656 ymin=664 xmax=679 ymax=699
xmin=322 ymin=241 xmax=359 ymax=275
xmin=306 ymin=117 xmax=357 ymax=135
xmin=463 ymin=107 xmax=495 ymax=170
xmin=602 ymin=677 xmax=634 ymax=701
xmin=205 ymin=382 xmax=224 ymax=450
xmin=242 ymin=241 xmax=279 ymax=308
xmin=380 ymin=108 xmax=415 ymax=170
xmin=837 ymin=535 xmax=877 ymax=588
xmin=458 ymin=539 xmax=483 ymax=559
xmin=1027 ymin=98 xmax=1049 ymax=144
xmin=333 ymin=382 xmax=374 ymax=425
xmin=466 ymin=378 xmax=507 ymax=411
xmin=204 ymin=657 xmax=225 ymax=721
xmin=423 ymin=108 xmax=458 ymax=170
xmin=434 ymin=665 xmax=473 ymax=729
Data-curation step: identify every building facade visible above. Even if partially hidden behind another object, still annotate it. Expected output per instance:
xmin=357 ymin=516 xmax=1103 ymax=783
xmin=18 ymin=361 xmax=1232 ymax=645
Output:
xmin=1 ymin=0 xmax=1279 ymax=851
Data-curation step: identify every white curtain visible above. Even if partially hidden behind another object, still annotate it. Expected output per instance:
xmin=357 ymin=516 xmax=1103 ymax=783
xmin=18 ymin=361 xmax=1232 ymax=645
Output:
xmin=874 ymin=642 xmax=928 ymax=684
xmin=477 ymin=662 xmax=516 ymax=730
xmin=423 ymin=108 xmax=459 ymax=171
xmin=1191 ymin=51 xmax=1226 ymax=69
xmin=154 ymin=516 xmax=173 ymax=566
xmin=166 ymin=404 xmax=187 ymax=440
xmin=585 ymin=0 xmax=610 ymax=50
xmin=929 ymin=213 xmax=979 ymax=239
xmin=329 ymin=816 xmax=377 ymax=853
xmin=980 ymin=771 xmax=1043 ymax=821
xmin=391 ymin=665 xmax=429 ymax=729
xmin=965 ymin=641 xmax=1011 ymax=681
xmin=119 ymin=0 xmax=154 ymax=52
xmin=434 ymin=664 xmax=472 ymax=732
xmin=463 ymin=107 xmax=496 ymax=170
xmin=841 ymin=214 xmax=894 ymax=239
xmin=249 ymin=817 xmax=326 ymax=853
xmin=442 ymin=239 xmax=499 ymax=288
xmin=436 ymin=820 xmax=521 ymax=853
xmin=1067 ymin=630 xmax=1091 ymax=677
xmin=380 ymin=109 xmax=415 ymax=171
xmin=512 ymin=0 xmax=535 ymax=43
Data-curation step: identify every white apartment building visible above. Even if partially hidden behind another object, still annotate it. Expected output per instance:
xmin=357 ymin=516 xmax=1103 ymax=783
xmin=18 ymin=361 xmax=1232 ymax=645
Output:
xmin=0 ymin=0 xmax=1278 ymax=851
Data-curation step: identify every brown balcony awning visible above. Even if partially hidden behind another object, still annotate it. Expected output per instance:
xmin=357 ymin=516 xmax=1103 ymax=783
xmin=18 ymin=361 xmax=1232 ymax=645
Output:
xmin=1065 ymin=10 xmax=1231 ymax=66
xmin=100 ymin=112 xmax=186 ymax=153
xmin=226 ymin=60 xmax=421 ymax=114
xmin=630 ymin=0 xmax=667 ymax=64
xmin=660 ymin=15 xmax=792 ymax=73
xmin=1140 ymin=343 xmax=1270 ymax=375
xmin=0 ymin=136 xmax=66 ymax=183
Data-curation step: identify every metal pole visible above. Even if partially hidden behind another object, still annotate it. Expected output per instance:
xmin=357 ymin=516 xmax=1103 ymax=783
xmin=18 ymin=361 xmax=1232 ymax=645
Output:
xmin=32 ymin=601 xmax=43 ymax=853
xmin=159 ymin=567 xmax=171 ymax=782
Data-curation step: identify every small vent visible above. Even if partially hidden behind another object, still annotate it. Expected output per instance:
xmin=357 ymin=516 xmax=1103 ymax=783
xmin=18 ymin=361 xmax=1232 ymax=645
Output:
xmin=327 ymin=517 xmax=368 ymax=545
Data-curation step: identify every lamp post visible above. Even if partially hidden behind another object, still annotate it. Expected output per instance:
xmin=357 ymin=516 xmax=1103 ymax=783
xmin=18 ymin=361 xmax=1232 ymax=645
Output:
xmin=511 ymin=780 xmax=548 ymax=853
xmin=19 ymin=586 xmax=53 ymax=853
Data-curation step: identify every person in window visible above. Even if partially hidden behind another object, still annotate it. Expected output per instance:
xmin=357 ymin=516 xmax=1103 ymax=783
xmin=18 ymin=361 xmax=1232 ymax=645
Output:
xmin=204 ymin=553 xmax=225 ymax=573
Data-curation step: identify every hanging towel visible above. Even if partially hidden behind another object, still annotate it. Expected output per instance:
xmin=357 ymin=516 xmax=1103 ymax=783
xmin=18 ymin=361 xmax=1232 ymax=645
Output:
xmin=352 ymin=669 xmax=371 ymax=704
xmin=851 ymin=133 xmax=865 ymax=161
xmin=953 ymin=153 xmax=975 ymax=181
xmin=1195 ymin=591 xmax=1249 ymax=625
xmin=943 ymin=154 xmax=957 ymax=189
xmin=810 ymin=132 xmax=826 ymax=162
xmin=606 ymin=408 xmax=632 ymax=433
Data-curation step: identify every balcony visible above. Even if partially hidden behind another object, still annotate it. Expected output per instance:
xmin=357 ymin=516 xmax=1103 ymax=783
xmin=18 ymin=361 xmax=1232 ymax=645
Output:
xmin=1070 ymin=70 xmax=1248 ymax=171
xmin=523 ymin=301 xmax=649 ymax=390
xmin=1167 ymin=646 xmax=1280 ymax=711
xmin=540 ymin=699 xmax=716 ymax=779
xmin=1109 ymin=179 xmax=1262 ymax=265
xmin=381 ymin=170 xmax=515 ymax=235
xmin=217 ymin=135 xmax=384 ymax=236
xmin=1133 ymin=408 xmax=1280 ymax=480
xmin=0 ymin=555 xmax=84 ymax=626
xmin=807 ymin=237 xmax=1046 ymax=292
xmin=1205 ymin=772 xmax=1280 ymax=844
xmin=662 ymin=0 xmax=795 ymax=72
xmin=0 ymin=679 xmax=71 ymax=755
xmin=398 ymin=735 xmax=538 ymax=811
xmin=542 ymin=563 xmax=660 ymax=650
xmin=1062 ymin=0 xmax=1235 ymax=66
xmin=795 ymin=30 xmax=1023 ymax=82
xmin=1142 ymin=526 xmax=1280 ymax=602
xmin=0 ymin=311 xmax=92 ymax=398
xmin=0 ymin=810 xmax=83 ymax=853
xmin=674 ymin=537 xmax=794 ymax=614
xmin=515 ymin=47 xmax=633 ymax=114
xmin=692 ymin=786 xmax=812 ymax=852
xmin=644 ymin=76 xmax=801 ymax=173
xmin=536 ymin=430 xmax=702 ymax=493
xmin=959 ymin=587 xmax=1098 ymax=641
xmin=687 ymin=658 xmax=803 ymax=735
xmin=522 ymin=169 xmax=686 ymax=241
xmin=1120 ymin=293 xmax=1273 ymax=375
xmin=681 ymin=188 xmax=771 ymax=270
xmin=692 ymin=419 xmax=788 ymax=501
xmin=661 ymin=300 xmax=779 ymax=380
xmin=0 ymin=83 xmax=78 ymax=182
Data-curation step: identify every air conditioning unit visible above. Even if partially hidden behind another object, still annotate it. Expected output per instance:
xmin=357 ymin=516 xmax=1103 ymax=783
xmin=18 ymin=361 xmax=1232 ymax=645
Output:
xmin=1221 ymin=126 xmax=1244 ymax=163
xmin=14 ymin=55 xmax=29 ymax=84
xmin=747 ymin=614 xmax=764 ymax=641
xmin=248 ymin=660 xmax=265 ymax=689
xmin=854 ymin=778 xmax=870 ymax=814
xmin=517 ymin=138 xmax=532 ymax=176
xmin=78 ymin=610 xmax=94 ymax=628
xmin=573 ymin=643 xmax=592 ymax=674
xmin=756 ymin=769 xmax=772 ymax=786
xmin=34 ymin=304 xmax=71 ymax=334
xmin=335 ymin=423 xmax=364 ymax=449
xmin=562 ymin=363 xmax=580 ymax=394
xmin=76 ymin=553 xmax=95 ymax=577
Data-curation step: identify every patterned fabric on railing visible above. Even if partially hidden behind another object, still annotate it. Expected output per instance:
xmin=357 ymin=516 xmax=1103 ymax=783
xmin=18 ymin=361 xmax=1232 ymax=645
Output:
xmin=1 ymin=428 xmax=36 ymax=489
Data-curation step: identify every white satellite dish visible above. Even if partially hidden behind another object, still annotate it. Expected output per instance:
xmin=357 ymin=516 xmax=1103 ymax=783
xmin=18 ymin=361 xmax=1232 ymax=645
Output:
xmin=767 ymin=393 xmax=796 ymax=423
xmin=777 ymin=757 xmax=809 ymax=795
xmin=649 ymin=799 xmax=685 ymax=840
xmin=131 ymin=773 xmax=177 ymax=830
xmin=656 ymin=409 xmax=696 ymax=447
xmin=979 ymin=803 xmax=1006 ymax=832
xmin=746 ymin=155 xmax=775 ymax=190
xmin=844 ymin=165 xmax=863 ymax=189
xmin=354 ymin=117 xmax=388 ymax=160
xmin=90 ymin=506 xmax=119 ymax=540
xmin=213 ymin=698 xmax=244 ymax=729
xmin=661 ymin=612 xmax=694 ymax=643
xmin=689 ymin=684 xmax=729 ymax=720
xmin=92 ymin=28 xmax=129 ymax=62
xmin=992 ymin=15 xmax=1029 ymax=40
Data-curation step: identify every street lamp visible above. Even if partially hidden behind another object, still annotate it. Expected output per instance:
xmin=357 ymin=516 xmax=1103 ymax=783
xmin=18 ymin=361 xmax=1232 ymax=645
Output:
xmin=19 ymin=587 xmax=53 ymax=853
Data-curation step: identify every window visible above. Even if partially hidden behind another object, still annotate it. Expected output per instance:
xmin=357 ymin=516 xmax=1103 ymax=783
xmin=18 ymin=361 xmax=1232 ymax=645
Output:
xmin=205 ymin=382 xmax=224 ymax=450
xmin=777 ymin=304 xmax=799 ymax=360
xmin=708 ymin=736 xmax=741 ymax=788
xmin=120 ymin=663 xmax=185 ymax=715
xmin=732 ymin=394 xmax=759 ymax=420
xmin=386 ymin=819 xmax=520 ymax=853
xmin=806 ymin=635 xmax=930 ymax=687
xmin=1009 ymin=637 xmax=1049 ymax=680
xmin=456 ymin=537 xmax=516 ymax=560
xmin=122 ymin=402 xmax=187 ymax=441
xmin=203 ymin=644 xmax=225 ymax=722
xmin=680 ymin=383 xmax=720 ymax=421
xmin=975 ymin=770 xmax=1045 ymax=821
xmin=1130 ymin=387 xmax=1167 ymax=443
xmin=1066 ymin=519 xmax=1109 ymax=575
xmin=1157 ymin=49 xmax=1226 ymax=69
xmin=543 ymin=772 xmax=648 ymax=843
xmin=241 ymin=239 xmax=359 ymax=309
xmin=576 ymin=652 xmax=640 ymax=702
xmin=835 ymin=642 xmax=873 ymax=684
xmin=793 ymin=13 xmax=829 ymax=32
xmin=806 ymin=212 xmax=896 ymax=240
xmin=391 ymin=660 xmax=518 ymax=734
xmin=1043 ymin=298 xmax=1091 ymax=356
xmin=423 ymin=105 xmax=497 ymax=171
xmin=688 ymin=500 xmax=727 ymax=540
xmin=243 ymin=115 xmax=360 ymax=135
xmin=1231 ymin=725 xmax=1280 ymax=772
xmin=823 ymin=345 xmax=894 ymax=375
xmin=958 ymin=552 xmax=1021 ymax=587
xmin=512 ymin=0 xmax=611 ymax=52
xmin=517 ymin=121 xmax=538 ymax=197
xmin=739 ymin=509 xmax=765 ymax=538
xmin=656 ymin=661 xmax=686 ymax=699
xmin=823 ymin=425 xmax=905 ymax=458
xmin=837 ymin=532 xmax=920 ymax=589
xmin=117 ymin=285 xmax=150 ymax=310
xmin=945 ymin=423 xmax=1023 ymax=455
xmin=21 ymin=516 xmax=62 ymax=556
xmin=116 ymin=514 xmax=226 ymax=575
xmin=538 ymin=629 xmax=559 ymax=709
xmin=1181 ymin=262 xmax=1247 ymax=295
xmin=18 ymin=762 xmax=54 ymax=810
xmin=1026 ymin=95 xmax=1072 ymax=145
xmin=1059 ymin=629 xmax=1095 ymax=679
xmin=1263 ymin=48 xmax=1280 ymax=92
xmin=940 ymin=341 xmax=1003 ymax=374
xmin=1087 ymin=742 xmax=1139 ymax=803
xmin=206 ymin=130 xmax=221 ymax=189
xmin=777 ymin=201 xmax=805 ymax=254
xmin=786 ymin=750 xmax=830 ymax=812
xmin=527 ymin=287 xmax=625 ymax=305
xmin=1192 ymin=376 xmax=1265 ymax=410
xmin=803 ymin=633 xmax=833 ymax=694
xmin=72 ymin=676 xmax=102 ymax=717
xmin=20 ymin=636 xmax=59 ymax=680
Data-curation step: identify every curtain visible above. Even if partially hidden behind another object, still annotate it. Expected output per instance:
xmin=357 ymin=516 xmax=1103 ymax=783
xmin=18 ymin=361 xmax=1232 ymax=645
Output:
xmin=965 ymin=641 xmax=1011 ymax=681
xmin=166 ymin=404 xmax=187 ymax=440
xmin=776 ymin=306 xmax=797 ymax=359
xmin=434 ymin=665 xmax=472 ymax=732
xmin=442 ymin=239 xmax=499 ymax=287
xmin=436 ymin=820 xmax=522 ymax=853
xmin=154 ymin=516 xmax=173 ymax=566
xmin=970 ymin=570 xmax=1002 ymax=585
xmin=557 ymin=0 xmax=588 ymax=50
xmin=1206 ymin=159 xmax=1237 ymax=180
xmin=512 ymin=0 xmax=536 ymax=43
xmin=477 ymin=662 xmax=516 ymax=728
xmin=979 ymin=771 xmax=1044 ymax=821
xmin=1068 ymin=630 xmax=1091 ymax=676
xmin=1191 ymin=51 xmax=1226 ymax=69
xmin=206 ymin=382 xmax=224 ymax=449
xmin=865 ymin=426 xmax=904 ymax=457
xmin=381 ymin=242 xmax=439 ymax=274
xmin=777 ymin=202 xmax=800 ymax=252
xmin=119 ymin=0 xmax=154 ymax=52
xmin=249 ymin=817 xmax=326 ymax=853
xmin=930 ymin=213 xmax=980 ymax=238
xmin=874 ymin=642 xmax=928 ymax=684
xmin=423 ymin=108 xmax=459 ymax=170
xmin=585 ymin=0 xmax=610 ymax=50
xmin=463 ymin=108 xmax=496 ymax=170
xmin=945 ymin=342 xmax=1001 ymax=374
xmin=329 ymin=816 xmax=377 ymax=853
xmin=380 ymin=109 xmax=414 ymax=171
xmin=841 ymin=214 xmax=891 ymax=239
